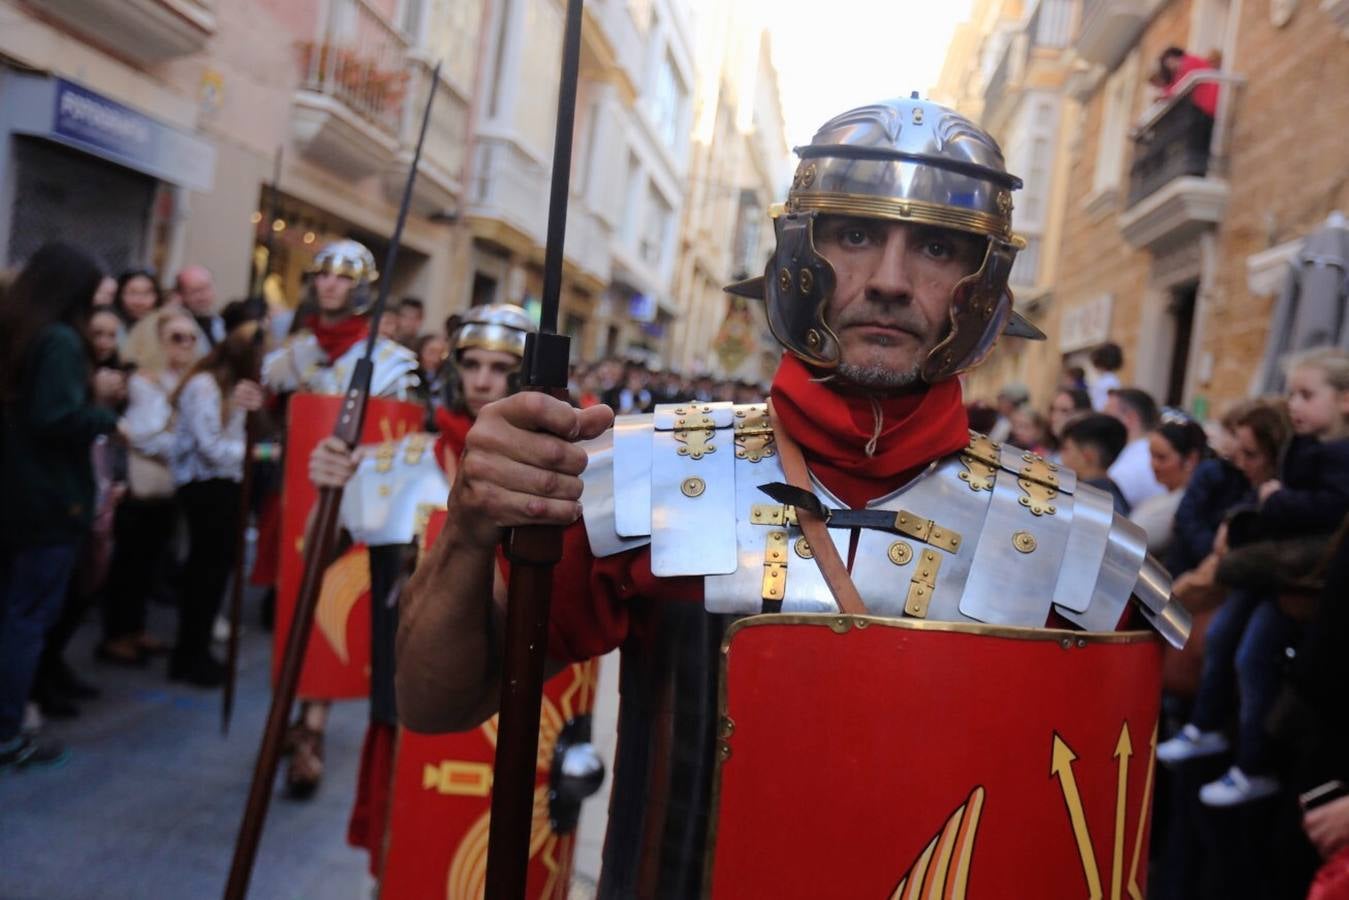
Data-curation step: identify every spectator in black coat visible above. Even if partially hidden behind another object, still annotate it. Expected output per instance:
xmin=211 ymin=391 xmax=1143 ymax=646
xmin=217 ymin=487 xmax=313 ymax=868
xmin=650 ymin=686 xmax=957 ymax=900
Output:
xmin=1167 ymin=399 xmax=1288 ymax=577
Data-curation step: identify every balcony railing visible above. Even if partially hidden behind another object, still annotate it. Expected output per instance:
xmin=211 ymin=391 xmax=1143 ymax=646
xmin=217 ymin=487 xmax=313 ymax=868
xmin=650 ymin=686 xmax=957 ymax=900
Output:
xmin=297 ymin=0 xmax=411 ymax=135
xmin=471 ymin=137 xmax=549 ymax=244
xmin=401 ymin=56 xmax=468 ymax=183
xmin=1125 ymin=70 xmax=1242 ymax=208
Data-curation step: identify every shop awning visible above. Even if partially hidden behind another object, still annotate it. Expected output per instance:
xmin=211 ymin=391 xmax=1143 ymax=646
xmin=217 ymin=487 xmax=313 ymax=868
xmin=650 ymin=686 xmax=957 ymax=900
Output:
xmin=2 ymin=73 xmax=216 ymax=192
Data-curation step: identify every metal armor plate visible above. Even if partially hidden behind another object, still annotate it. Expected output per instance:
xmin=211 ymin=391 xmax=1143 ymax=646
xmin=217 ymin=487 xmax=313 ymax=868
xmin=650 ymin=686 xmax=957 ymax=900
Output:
xmin=708 ymin=616 xmax=1164 ymax=899
xmin=338 ymin=432 xmax=449 ymax=546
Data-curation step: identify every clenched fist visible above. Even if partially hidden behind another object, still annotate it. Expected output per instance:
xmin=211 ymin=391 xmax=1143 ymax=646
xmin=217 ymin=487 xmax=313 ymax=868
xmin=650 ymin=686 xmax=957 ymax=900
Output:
xmin=309 ymin=435 xmax=360 ymax=489
xmin=452 ymin=392 xmax=613 ymax=548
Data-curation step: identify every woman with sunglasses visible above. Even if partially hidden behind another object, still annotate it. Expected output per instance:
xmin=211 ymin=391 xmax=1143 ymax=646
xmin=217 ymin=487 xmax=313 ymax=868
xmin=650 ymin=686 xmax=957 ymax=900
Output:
xmin=97 ymin=310 xmax=201 ymax=665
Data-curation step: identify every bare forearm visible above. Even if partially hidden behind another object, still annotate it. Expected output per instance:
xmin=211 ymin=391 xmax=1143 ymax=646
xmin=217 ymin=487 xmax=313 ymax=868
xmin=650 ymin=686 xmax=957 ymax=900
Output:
xmin=396 ymin=510 xmax=503 ymax=732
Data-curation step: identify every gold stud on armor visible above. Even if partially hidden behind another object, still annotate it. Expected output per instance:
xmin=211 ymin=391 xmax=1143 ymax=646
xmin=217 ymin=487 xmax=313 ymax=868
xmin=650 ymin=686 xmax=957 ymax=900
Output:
xmin=888 ymin=541 xmax=914 ymax=566
xmin=1012 ymin=531 xmax=1037 ymax=553
xmin=681 ymin=477 xmax=706 ymax=498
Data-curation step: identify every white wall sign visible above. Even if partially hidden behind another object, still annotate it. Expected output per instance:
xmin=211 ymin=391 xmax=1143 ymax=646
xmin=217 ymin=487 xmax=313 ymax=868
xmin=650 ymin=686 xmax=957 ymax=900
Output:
xmin=1059 ymin=293 xmax=1114 ymax=352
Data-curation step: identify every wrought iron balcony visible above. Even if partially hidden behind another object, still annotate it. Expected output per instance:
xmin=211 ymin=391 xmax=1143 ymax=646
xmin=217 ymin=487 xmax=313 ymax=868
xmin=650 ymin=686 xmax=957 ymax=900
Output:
xmin=1118 ymin=70 xmax=1244 ymax=251
xmin=291 ymin=0 xmax=409 ymax=177
xmin=27 ymin=0 xmax=215 ymax=64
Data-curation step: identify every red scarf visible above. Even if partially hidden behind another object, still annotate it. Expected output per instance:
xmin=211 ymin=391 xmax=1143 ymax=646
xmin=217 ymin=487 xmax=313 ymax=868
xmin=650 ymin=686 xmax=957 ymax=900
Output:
xmin=434 ymin=406 xmax=474 ymax=477
xmin=769 ymin=353 xmax=969 ymax=508
xmin=307 ymin=314 xmax=370 ymax=362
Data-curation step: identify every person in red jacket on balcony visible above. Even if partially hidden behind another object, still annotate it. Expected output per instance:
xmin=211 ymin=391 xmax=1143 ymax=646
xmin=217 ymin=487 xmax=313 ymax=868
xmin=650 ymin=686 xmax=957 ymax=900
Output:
xmin=1157 ymin=46 xmax=1220 ymax=117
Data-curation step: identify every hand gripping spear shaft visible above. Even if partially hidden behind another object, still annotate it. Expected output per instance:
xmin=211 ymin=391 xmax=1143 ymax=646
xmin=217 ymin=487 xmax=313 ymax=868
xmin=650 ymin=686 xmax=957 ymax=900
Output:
xmin=484 ymin=0 xmax=585 ymax=896
xmin=222 ymin=146 xmax=284 ymax=737
xmin=223 ymin=63 xmax=441 ymax=900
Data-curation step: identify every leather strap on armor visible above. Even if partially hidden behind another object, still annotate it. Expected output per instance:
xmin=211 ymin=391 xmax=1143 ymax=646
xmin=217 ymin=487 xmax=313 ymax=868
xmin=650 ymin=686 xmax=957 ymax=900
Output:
xmin=767 ymin=400 xmax=868 ymax=616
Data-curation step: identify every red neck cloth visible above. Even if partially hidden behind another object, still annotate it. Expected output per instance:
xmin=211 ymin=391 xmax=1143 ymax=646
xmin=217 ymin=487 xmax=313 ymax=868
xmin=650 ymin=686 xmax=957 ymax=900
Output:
xmin=307 ymin=314 xmax=370 ymax=362
xmin=769 ymin=353 xmax=969 ymax=508
xmin=434 ymin=406 xmax=474 ymax=476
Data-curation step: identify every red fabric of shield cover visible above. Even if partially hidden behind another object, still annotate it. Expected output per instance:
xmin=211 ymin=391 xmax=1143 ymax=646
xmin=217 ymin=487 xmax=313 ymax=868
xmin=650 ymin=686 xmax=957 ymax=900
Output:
xmin=710 ymin=621 xmax=1163 ymax=898
xmin=273 ymin=393 xmax=425 ymax=698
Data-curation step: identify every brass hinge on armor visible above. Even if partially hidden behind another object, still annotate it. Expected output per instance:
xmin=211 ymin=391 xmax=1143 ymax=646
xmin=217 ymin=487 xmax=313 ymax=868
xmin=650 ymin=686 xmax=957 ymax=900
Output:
xmin=734 ymin=406 xmax=776 ymax=463
xmin=905 ymin=548 xmax=943 ymax=618
xmin=1017 ymin=454 xmax=1060 ymax=517
xmin=750 ymin=503 xmax=798 ymax=527
xmin=958 ymin=432 xmax=999 ymax=492
xmin=673 ymin=407 xmax=718 ymax=460
xmin=761 ymin=530 xmax=789 ymax=609
xmin=893 ymin=511 xmax=962 ymax=553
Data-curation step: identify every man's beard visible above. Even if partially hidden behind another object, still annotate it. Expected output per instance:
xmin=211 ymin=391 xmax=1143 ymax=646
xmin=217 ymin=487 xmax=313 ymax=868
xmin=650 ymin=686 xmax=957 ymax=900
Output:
xmin=836 ymin=361 xmax=924 ymax=391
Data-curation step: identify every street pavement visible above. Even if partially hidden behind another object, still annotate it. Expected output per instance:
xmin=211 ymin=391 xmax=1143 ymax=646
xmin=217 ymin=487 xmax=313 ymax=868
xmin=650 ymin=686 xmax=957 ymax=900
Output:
xmin=0 ymin=595 xmax=371 ymax=900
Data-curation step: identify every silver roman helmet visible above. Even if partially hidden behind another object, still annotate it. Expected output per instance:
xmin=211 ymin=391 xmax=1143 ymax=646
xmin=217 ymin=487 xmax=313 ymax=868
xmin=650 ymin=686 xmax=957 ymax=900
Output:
xmin=728 ymin=96 xmax=1045 ymax=382
xmin=307 ymin=238 xmax=379 ymax=314
xmin=452 ymin=303 xmax=533 ymax=359
xmin=308 ymin=238 xmax=379 ymax=283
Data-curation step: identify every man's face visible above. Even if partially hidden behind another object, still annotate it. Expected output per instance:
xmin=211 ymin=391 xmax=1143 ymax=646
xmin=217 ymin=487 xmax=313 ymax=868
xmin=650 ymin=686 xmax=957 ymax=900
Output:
xmin=459 ymin=347 xmax=518 ymax=417
xmin=315 ymin=271 xmax=354 ymax=316
xmin=397 ymin=306 xmax=423 ymax=340
xmin=813 ymin=216 xmax=983 ymax=391
xmin=178 ymin=268 xmax=215 ymax=315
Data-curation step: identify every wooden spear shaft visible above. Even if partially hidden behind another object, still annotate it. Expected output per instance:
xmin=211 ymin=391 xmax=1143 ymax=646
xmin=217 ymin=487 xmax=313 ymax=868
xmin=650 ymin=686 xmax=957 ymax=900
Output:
xmin=484 ymin=0 xmax=585 ymax=896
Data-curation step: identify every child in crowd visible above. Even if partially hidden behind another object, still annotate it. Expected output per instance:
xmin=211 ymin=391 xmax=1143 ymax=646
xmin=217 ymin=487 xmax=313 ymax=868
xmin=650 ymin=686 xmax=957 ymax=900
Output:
xmin=1058 ymin=413 xmax=1131 ymax=514
xmin=1158 ymin=348 xmax=1349 ymax=806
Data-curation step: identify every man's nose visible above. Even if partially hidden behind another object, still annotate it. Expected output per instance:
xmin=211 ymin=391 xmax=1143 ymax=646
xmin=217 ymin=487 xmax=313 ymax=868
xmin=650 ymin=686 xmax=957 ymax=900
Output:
xmin=865 ymin=230 xmax=915 ymax=301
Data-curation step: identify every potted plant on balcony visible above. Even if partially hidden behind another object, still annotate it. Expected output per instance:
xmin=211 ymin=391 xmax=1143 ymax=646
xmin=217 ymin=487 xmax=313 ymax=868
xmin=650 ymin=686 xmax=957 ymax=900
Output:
xmin=295 ymin=40 xmax=409 ymax=125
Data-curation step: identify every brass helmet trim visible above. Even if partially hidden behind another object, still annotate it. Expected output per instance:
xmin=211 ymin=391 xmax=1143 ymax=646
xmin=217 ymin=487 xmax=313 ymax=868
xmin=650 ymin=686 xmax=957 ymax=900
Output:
xmin=452 ymin=303 xmax=533 ymax=360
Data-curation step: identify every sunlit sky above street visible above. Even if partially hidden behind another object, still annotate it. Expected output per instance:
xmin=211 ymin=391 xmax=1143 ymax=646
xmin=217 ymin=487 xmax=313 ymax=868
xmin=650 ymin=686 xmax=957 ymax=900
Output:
xmin=769 ymin=0 xmax=976 ymax=149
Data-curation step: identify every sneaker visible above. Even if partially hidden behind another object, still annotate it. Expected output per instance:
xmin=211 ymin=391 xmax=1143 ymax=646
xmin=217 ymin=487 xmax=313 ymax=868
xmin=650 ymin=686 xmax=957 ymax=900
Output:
xmin=1199 ymin=766 xmax=1280 ymax=807
xmin=1156 ymin=724 xmax=1229 ymax=764
xmin=0 ymin=735 xmax=71 ymax=773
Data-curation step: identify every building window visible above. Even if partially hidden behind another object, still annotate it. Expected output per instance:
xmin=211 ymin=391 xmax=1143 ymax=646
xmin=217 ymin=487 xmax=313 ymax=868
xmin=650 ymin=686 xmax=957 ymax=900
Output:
xmin=620 ymin=152 xmax=642 ymax=245
xmin=641 ymin=187 xmax=672 ymax=268
xmin=1091 ymin=52 xmax=1138 ymax=199
xmin=650 ymin=49 xmax=686 ymax=152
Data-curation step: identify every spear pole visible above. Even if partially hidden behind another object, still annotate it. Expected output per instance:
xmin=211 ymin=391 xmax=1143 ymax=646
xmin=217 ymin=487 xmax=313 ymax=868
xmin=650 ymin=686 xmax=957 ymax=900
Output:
xmin=222 ymin=146 xmax=284 ymax=736
xmin=484 ymin=0 xmax=584 ymax=895
xmin=222 ymin=62 xmax=441 ymax=900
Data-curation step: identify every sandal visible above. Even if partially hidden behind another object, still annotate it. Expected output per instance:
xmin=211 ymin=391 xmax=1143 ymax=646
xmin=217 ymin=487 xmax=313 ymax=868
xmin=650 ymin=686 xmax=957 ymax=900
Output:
xmin=285 ymin=725 xmax=324 ymax=799
xmin=94 ymin=637 xmax=147 ymax=667
xmin=136 ymin=634 xmax=172 ymax=657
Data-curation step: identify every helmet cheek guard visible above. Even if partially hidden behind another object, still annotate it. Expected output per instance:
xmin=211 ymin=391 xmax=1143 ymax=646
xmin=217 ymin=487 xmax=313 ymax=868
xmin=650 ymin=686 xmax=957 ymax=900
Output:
xmin=763 ymin=212 xmax=840 ymax=368
xmin=922 ymin=237 xmax=1018 ymax=382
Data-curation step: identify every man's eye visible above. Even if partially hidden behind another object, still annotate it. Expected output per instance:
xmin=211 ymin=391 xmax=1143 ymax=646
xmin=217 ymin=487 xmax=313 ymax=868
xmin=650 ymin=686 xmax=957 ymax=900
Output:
xmin=837 ymin=227 xmax=871 ymax=247
xmin=925 ymin=241 xmax=953 ymax=258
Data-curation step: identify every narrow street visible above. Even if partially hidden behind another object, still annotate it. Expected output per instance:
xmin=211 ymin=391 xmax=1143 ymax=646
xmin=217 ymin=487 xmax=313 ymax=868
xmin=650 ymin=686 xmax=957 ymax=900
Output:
xmin=0 ymin=596 xmax=370 ymax=900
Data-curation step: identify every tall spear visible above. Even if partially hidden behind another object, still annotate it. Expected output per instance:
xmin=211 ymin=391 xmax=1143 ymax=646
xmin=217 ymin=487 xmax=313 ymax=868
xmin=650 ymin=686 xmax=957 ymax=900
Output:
xmin=484 ymin=0 xmax=584 ymax=895
xmin=222 ymin=62 xmax=441 ymax=900
xmin=222 ymin=146 xmax=284 ymax=736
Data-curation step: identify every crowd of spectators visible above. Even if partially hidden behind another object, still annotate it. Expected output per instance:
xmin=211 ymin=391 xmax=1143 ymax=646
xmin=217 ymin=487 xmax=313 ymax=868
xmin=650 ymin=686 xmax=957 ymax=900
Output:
xmin=975 ymin=340 xmax=1349 ymax=898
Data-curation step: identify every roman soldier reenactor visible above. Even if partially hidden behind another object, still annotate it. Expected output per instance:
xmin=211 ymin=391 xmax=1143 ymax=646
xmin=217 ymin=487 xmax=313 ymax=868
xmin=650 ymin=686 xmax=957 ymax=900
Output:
xmin=398 ymin=96 xmax=1191 ymax=897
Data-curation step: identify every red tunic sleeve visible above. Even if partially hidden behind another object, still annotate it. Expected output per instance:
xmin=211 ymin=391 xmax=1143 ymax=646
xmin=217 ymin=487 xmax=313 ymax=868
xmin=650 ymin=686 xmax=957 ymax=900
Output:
xmin=544 ymin=520 xmax=703 ymax=664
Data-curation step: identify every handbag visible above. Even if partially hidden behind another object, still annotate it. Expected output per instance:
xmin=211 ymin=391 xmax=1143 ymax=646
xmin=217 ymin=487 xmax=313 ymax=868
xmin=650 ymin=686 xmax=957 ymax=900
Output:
xmin=127 ymin=448 xmax=175 ymax=499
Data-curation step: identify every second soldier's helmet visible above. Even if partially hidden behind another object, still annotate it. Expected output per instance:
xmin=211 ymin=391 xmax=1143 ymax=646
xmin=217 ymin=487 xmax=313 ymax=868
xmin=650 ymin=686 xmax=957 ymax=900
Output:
xmin=729 ymin=96 xmax=1044 ymax=383
xmin=307 ymin=239 xmax=378 ymax=314
xmin=452 ymin=303 xmax=533 ymax=359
